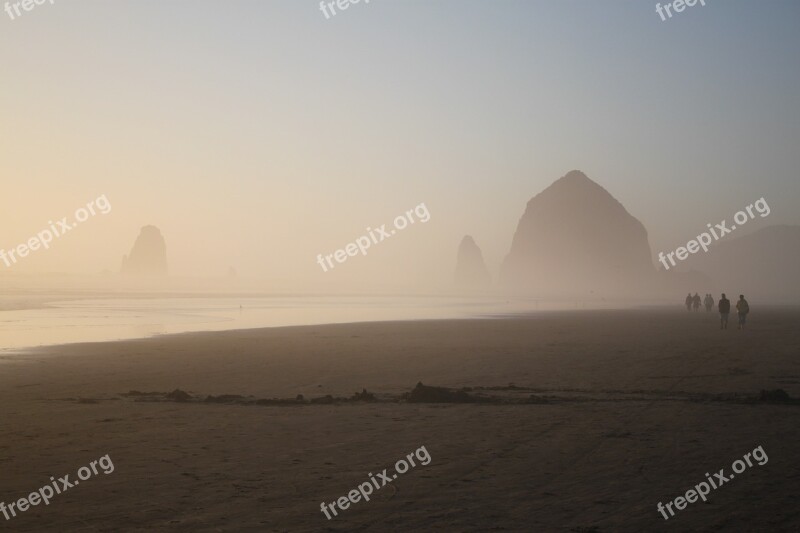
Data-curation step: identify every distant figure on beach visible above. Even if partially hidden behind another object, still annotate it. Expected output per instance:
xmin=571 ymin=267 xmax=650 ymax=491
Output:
xmin=692 ymin=293 xmax=701 ymax=312
xmin=736 ymin=295 xmax=750 ymax=330
xmin=718 ymin=293 xmax=730 ymax=329
xmin=685 ymin=293 xmax=693 ymax=311
xmin=704 ymin=293 xmax=714 ymax=312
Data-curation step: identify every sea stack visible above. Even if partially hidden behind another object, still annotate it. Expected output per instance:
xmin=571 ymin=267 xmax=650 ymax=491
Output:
xmin=455 ymin=235 xmax=491 ymax=287
xmin=121 ymin=225 xmax=168 ymax=276
xmin=501 ymin=170 xmax=654 ymax=297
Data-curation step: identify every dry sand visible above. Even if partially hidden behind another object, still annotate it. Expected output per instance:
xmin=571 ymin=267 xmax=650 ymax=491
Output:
xmin=1 ymin=308 xmax=799 ymax=532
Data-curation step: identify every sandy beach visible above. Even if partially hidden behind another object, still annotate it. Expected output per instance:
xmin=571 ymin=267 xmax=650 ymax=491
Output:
xmin=1 ymin=308 xmax=799 ymax=531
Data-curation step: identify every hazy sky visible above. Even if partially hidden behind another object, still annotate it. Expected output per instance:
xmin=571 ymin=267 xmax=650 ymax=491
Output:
xmin=2 ymin=0 xmax=799 ymax=290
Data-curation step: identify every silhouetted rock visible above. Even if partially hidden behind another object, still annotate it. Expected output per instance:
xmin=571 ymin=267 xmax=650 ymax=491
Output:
xmin=405 ymin=382 xmax=475 ymax=403
xmin=122 ymin=390 xmax=163 ymax=397
xmin=758 ymin=389 xmax=798 ymax=404
xmin=455 ymin=235 xmax=491 ymax=287
xmin=121 ymin=225 xmax=167 ymax=276
xmin=166 ymin=389 xmax=192 ymax=402
xmin=501 ymin=170 xmax=654 ymax=297
xmin=350 ymin=389 xmax=376 ymax=402
xmin=205 ymin=394 xmax=246 ymax=403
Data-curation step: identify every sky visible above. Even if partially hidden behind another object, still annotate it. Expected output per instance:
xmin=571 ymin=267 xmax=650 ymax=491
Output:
xmin=1 ymin=0 xmax=799 ymax=291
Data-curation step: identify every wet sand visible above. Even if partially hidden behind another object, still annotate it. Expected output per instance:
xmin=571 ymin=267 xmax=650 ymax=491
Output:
xmin=1 ymin=308 xmax=799 ymax=531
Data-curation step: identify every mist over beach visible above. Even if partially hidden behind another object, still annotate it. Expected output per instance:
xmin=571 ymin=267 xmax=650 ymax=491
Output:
xmin=2 ymin=1 xmax=800 ymax=531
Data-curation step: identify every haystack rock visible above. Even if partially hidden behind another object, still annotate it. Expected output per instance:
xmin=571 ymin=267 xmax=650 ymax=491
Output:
xmin=501 ymin=170 xmax=654 ymax=297
xmin=455 ymin=235 xmax=491 ymax=287
xmin=121 ymin=225 xmax=167 ymax=276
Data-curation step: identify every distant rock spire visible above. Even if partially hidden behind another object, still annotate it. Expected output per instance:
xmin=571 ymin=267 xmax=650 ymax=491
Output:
xmin=121 ymin=225 xmax=167 ymax=276
xmin=455 ymin=235 xmax=491 ymax=287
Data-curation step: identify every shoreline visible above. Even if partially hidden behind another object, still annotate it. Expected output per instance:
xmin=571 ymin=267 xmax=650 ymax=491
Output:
xmin=8 ymin=302 xmax=799 ymax=358
xmin=4 ymin=307 xmax=798 ymax=396
xmin=0 ymin=302 xmax=667 ymax=357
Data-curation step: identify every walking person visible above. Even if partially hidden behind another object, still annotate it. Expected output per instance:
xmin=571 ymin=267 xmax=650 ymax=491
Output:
xmin=692 ymin=293 xmax=701 ymax=312
xmin=718 ymin=293 xmax=730 ymax=330
xmin=704 ymin=293 xmax=714 ymax=312
xmin=736 ymin=294 xmax=750 ymax=330
xmin=685 ymin=293 xmax=693 ymax=311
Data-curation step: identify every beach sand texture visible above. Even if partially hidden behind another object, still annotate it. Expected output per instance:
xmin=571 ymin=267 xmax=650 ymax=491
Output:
xmin=1 ymin=308 xmax=799 ymax=531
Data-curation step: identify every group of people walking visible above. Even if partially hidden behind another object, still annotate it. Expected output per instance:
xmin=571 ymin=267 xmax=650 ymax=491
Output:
xmin=685 ymin=292 xmax=750 ymax=329
xmin=684 ymin=293 xmax=716 ymax=312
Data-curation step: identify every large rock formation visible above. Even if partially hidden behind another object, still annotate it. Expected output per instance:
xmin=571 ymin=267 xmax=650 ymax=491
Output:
xmin=121 ymin=225 xmax=167 ymax=276
xmin=455 ymin=235 xmax=491 ymax=287
xmin=501 ymin=170 xmax=654 ymax=297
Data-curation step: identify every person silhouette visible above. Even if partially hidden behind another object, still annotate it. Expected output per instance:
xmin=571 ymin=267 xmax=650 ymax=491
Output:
xmin=685 ymin=293 xmax=693 ymax=311
xmin=704 ymin=293 xmax=714 ymax=312
xmin=692 ymin=293 xmax=701 ymax=312
xmin=718 ymin=293 xmax=730 ymax=330
xmin=736 ymin=294 xmax=750 ymax=330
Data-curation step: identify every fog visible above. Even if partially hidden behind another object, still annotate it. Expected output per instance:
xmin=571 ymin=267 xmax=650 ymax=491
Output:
xmin=2 ymin=1 xmax=799 ymax=299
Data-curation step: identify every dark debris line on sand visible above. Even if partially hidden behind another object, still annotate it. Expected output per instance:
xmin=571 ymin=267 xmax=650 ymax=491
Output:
xmin=111 ymin=383 xmax=551 ymax=406
xmin=68 ymin=385 xmax=800 ymax=407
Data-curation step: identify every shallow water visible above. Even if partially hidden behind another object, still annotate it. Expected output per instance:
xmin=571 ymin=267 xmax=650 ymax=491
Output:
xmin=0 ymin=292 xmax=643 ymax=352
xmin=0 ymin=295 xmax=550 ymax=351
